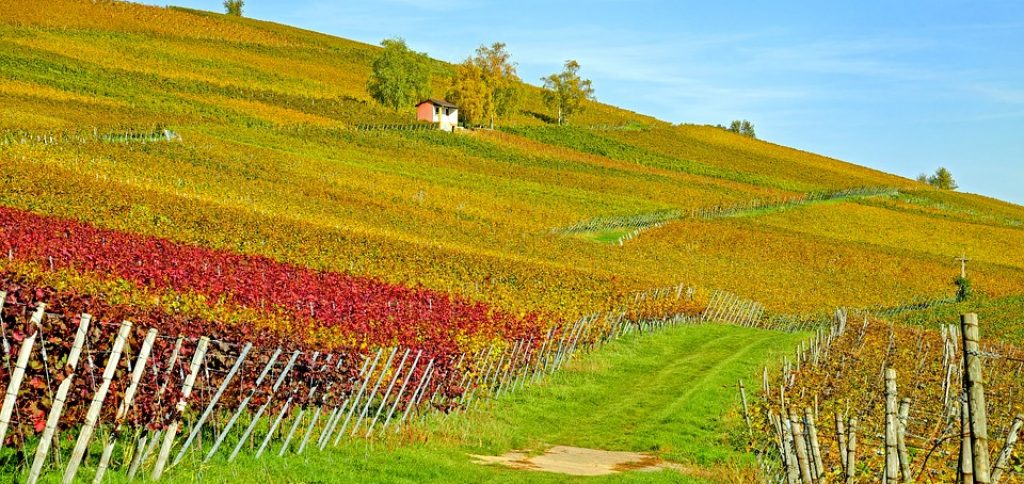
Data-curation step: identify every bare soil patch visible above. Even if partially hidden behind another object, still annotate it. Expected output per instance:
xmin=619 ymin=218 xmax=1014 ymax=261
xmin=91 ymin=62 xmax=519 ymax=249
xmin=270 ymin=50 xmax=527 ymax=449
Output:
xmin=471 ymin=445 xmax=676 ymax=476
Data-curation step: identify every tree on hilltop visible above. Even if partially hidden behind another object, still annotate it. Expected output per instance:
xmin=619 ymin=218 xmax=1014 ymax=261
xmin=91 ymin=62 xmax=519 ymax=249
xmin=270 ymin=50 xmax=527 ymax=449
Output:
xmin=541 ymin=60 xmax=595 ymax=125
xmin=447 ymin=42 xmax=520 ymax=128
xmin=918 ymin=167 xmax=958 ymax=190
xmin=367 ymin=38 xmax=432 ymax=111
xmin=728 ymin=119 xmax=756 ymax=138
xmin=223 ymin=0 xmax=244 ymax=16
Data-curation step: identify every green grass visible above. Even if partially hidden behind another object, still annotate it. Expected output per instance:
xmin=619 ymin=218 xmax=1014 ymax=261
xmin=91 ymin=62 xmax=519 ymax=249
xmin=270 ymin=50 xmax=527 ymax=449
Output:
xmin=29 ymin=324 xmax=801 ymax=483
xmin=888 ymin=292 xmax=1024 ymax=344
xmin=579 ymin=228 xmax=632 ymax=244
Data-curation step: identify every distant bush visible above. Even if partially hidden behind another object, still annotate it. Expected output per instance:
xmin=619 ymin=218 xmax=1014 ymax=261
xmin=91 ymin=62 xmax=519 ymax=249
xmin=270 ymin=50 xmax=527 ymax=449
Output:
xmin=917 ymin=167 xmax=958 ymax=190
xmin=727 ymin=119 xmax=756 ymax=138
xmin=223 ymin=0 xmax=243 ymax=16
xmin=955 ymin=276 xmax=972 ymax=302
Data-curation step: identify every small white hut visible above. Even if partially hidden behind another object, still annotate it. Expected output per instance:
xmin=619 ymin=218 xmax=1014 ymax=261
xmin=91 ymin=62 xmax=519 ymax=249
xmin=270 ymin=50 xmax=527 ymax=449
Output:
xmin=416 ymin=99 xmax=459 ymax=131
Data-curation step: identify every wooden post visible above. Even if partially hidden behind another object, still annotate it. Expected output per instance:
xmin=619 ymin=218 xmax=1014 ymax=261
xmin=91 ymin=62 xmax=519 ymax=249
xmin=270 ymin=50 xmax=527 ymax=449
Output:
xmin=961 ymin=313 xmax=991 ymax=483
xmin=336 ymin=348 xmax=384 ymax=441
xmin=318 ymin=353 xmax=375 ymax=450
xmin=897 ymin=398 xmax=912 ymax=482
xmin=835 ymin=410 xmax=847 ymax=476
xmin=62 ymin=320 xmax=132 ymax=484
xmin=351 ymin=347 xmax=398 ymax=436
xmin=884 ymin=367 xmax=900 ymax=482
xmin=379 ymin=352 xmax=423 ymax=435
xmin=256 ymin=395 xmax=294 ymax=458
xmin=956 ymin=254 xmax=971 ymax=278
xmin=152 ymin=336 xmax=210 ymax=480
xmin=738 ymin=380 xmax=753 ymax=440
xmin=367 ymin=349 xmax=416 ymax=437
xmin=805 ymin=408 xmax=823 ymax=481
xmin=790 ymin=408 xmax=814 ymax=484
xmin=0 ymin=325 xmax=39 ymax=447
xmin=228 ymin=350 xmax=300 ymax=462
xmin=205 ymin=347 xmax=282 ymax=462
xmin=27 ymin=315 xmax=90 ymax=484
xmin=128 ymin=336 xmax=185 ymax=478
xmin=961 ymin=397 xmax=975 ymax=484
xmin=991 ymin=414 xmax=1023 ymax=484
xmin=362 ymin=347 xmax=409 ymax=437
xmin=92 ymin=328 xmax=158 ymax=484
xmin=846 ymin=417 xmax=858 ymax=484
xmin=298 ymin=356 xmax=347 ymax=453
xmin=173 ymin=342 xmax=252 ymax=466
xmin=396 ymin=358 xmax=434 ymax=429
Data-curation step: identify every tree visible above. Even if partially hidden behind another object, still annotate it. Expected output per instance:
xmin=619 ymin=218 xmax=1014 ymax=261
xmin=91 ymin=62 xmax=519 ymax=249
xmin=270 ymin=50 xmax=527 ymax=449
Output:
xmin=223 ymin=0 xmax=244 ymax=16
xmin=447 ymin=43 xmax=520 ymax=128
xmin=924 ymin=167 xmax=958 ymax=190
xmin=367 ymin=38 xmax=432 ymax=111
xmin=740 ymin=120 xmax=756 ymax=138
xmin=541 ymin=60 xmax=595 ymax=125
xmin=447 ymin=61 xmax=487 ymax=126
xmin=727 ymin=119 xmax=756 ymax=138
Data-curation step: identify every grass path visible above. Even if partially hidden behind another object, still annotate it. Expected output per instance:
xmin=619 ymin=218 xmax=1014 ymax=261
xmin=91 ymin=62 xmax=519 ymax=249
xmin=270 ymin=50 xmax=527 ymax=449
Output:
xmin=573 ymin=187 xmax=898 ymax=244
xmin=108 ymin=324 xmax=802 ymax=483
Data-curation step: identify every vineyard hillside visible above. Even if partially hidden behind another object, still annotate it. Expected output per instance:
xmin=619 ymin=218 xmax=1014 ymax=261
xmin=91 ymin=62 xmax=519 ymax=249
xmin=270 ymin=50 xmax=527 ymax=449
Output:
xmin=3 ymin=1 xmax=1024 ymax=483
xmin=2 ymin=0 xmax=1024 ymax=328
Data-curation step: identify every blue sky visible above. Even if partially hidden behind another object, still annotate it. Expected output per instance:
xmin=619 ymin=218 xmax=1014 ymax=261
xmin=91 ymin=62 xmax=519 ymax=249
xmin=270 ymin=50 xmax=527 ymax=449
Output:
xmin=155 ymin=1 xmax=1022 ymax=204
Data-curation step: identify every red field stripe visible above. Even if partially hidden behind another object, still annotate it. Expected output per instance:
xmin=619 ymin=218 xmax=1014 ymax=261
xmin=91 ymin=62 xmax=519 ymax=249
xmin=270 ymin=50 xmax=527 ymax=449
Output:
xmin=0 ymin=206 xmax=540 ymax=351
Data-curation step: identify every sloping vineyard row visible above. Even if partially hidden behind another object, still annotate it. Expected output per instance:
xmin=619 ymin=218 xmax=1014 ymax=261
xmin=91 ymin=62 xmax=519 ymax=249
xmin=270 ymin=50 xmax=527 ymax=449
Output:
xmin=0 ymin=206 xmax=541 ymax=355
xmin=0 ymin=273 xmax=699 ymax=481
xmin=554 ymin=186 xmax=897 ymax=246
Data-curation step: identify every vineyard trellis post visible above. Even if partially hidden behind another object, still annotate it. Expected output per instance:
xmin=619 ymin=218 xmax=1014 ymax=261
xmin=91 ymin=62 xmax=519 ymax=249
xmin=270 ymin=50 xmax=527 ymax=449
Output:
xmin=363 ymin=349 xmax=411 ymax=437
xmin=336 ymin=348 xmax=384 ymax=443
xmin=835 ymin=410 xmax=847 ymax=477
xmin=352 ymin=347 xmax=398 ymax=436
xmin=173 ymin=342 xmax=253 ymax=466
xmin=884 ymin=367 xmax=899 ymax=483
xmin=128 ymin=336 xmax=185 ymax=478
xmin=205 ymin=347 xmax=282 ymax=462
xmin=319 ymin=351 xmax=375 ymax=450
xmin=229 ymin=350 xmax=300 ymax=462
xmin=370 ymin=350 xmax=422 ymax=438
xmin=62 ymin=320 xmax=132 ymax=484
xmin=961 ymin=398 xmax=975 ymax=484
xmin=152 ymin=336 xmax=210 ymax=480
xmin=93 ymin=328 xmax=159 ymax=484
xmin=0 ymin=306 xmax=42 ymax=446
xmin=990 ymin=414 xmax=1023 ymax=483
xmin=897 ymin=397 xmax=912 ymax=482
xmin=961 ymin=313 xmax=991 ymax=483
xmin=739 ymin=380 xmax=753 ymax=441
xmin=846 ymin=417 xmax=857 ymax=484
xmin=27 ymin=314 xmax=91 ymax=484
xmin=804 ymin=408 xmax=823 ymax=481
xmin=397 ymin=358 xmax=434 ymax=428
xmin=789 ymin=408 xmax=813 ymax=484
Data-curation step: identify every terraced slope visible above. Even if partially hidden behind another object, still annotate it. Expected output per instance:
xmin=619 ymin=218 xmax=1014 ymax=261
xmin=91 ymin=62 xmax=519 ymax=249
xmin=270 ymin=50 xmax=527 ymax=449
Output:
xmin=2 ymin=0 xmax=1023 ymax=322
